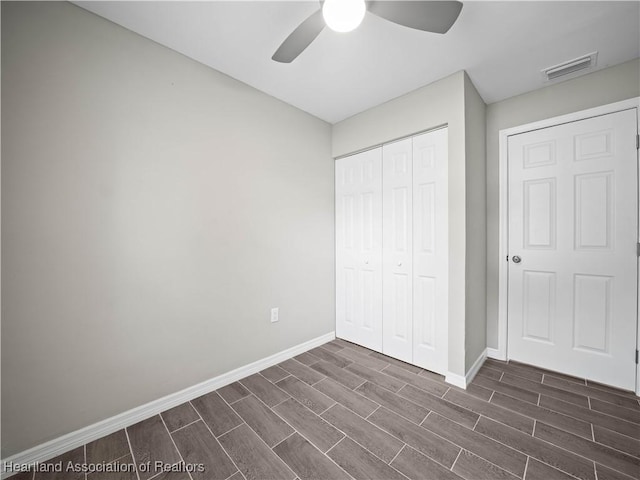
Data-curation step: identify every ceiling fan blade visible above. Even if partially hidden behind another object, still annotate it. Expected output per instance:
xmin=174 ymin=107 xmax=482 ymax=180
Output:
xmin=367 ymin=1 xmax=463 ymax=34
xmin=272 ymin=9 xmax=325 ymax=63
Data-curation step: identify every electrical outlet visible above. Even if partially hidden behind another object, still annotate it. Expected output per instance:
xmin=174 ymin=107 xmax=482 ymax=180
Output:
xmin=270 ymin=307 xmax=279 ymax=323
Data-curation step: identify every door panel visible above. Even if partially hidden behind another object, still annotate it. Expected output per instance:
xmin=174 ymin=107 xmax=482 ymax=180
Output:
xmin=522 ymin=270 xmax=555 ymax=344
xmin=343 ymin=267 xmax=355 ymax=324
xmin=523 ymin=178 xmax=556 ymax=249
xmin=574 ymin=172 xmax=613 ymax=250
xmin=383 ymin=139 xmax=413 ymax=361
xmin=507 ymin=109 xmax=638 ymax=390
xmin=412 ymin=128 xmax=448 ymax=374
xmin=573 ymin=274 xmax=612 ymax=353
xmin=336 ymin=148 xmax=383 ymax=351
xmin=415 ymin=276 xmax=436 ymax=347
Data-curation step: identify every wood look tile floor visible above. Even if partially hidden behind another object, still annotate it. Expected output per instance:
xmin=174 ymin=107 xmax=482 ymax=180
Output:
xmin=11 ymin=340 xmax=640 ymax=480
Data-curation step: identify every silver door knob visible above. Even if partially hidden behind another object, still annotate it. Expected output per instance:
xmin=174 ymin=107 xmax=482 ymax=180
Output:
xmin=512 ymin=256 xmax=522 ymax=264
xmin=397 ymin=262 xmax=402 ymax=267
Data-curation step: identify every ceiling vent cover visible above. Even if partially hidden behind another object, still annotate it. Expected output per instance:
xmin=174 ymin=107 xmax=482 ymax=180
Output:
xmin=542 ymin=52 xmax=598 ymax=81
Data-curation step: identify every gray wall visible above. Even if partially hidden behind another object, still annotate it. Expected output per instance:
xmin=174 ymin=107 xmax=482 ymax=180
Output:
xmin=332 ymin=71 xmax=477 ymax=377
xmin=463 ymin=74 xmax=487 ymax=370
xmin=1 ymin=2 xmax=334 ymax=457
xmin=485 ymin=58 xmax=640 ymax=349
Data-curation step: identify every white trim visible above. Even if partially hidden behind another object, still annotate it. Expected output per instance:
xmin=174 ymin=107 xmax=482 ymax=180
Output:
xmin=497 ymin=120 xmax=510 ymax=362
xmin=497 ymin=97 xmax=640 ymax=369
xmin=486 ymin=347 xmax=505 ymax=361
xmin=445 ymin=348 xmax=487 ymax=389
xmin=444 ymin=371 xmax=466 ymax=389
xmin=0 ymin=331 xmax=336 ymax=478
xmin=636 ymin=103 xmax=640 ymax=398
xmin=465 ymin=348 xmax=488 ymax=387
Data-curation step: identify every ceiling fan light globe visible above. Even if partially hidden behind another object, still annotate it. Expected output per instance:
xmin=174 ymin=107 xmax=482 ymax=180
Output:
xmin=322 ymin=0 xmax=366 ymax=33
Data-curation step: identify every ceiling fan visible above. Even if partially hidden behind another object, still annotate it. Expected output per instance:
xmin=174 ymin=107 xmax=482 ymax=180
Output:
xmin=272 ymin=0 xmax=463 ymax=63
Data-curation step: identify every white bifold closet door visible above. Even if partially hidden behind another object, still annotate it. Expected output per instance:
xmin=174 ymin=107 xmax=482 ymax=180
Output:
xmin=382 ymin=138 xmax=414 ymax=361
xmin=381 ymin=130 xmax=448 ymax=370
xmin=336 ymin=128 xmax=448 ymax=374
xmin=335 ymin=148 xmax=383 ymax=351
xmin=412 ymin=129 xmax=449 ymax=374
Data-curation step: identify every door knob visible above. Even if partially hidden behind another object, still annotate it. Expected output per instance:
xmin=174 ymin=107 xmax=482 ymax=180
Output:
xmin=397 ymin=262 xmax=402 ymax=267
xmin=364 ymin=260 xmax=369 ymax=265
xmin=512 ymin=255 xmax=522 ymax=264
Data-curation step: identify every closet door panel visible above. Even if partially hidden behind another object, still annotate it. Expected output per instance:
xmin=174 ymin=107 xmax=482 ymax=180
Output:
xmin=412 ymin=128 xmax=449 ymax=375
xmin=382 ymin=139 xmax=413 ymax=362
xmin=336 ymin=149 xmax=383 ymax=352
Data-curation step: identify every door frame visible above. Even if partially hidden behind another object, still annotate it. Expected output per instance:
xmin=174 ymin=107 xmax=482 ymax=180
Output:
xmin=495 ymin=97 xmax=640 ymax=395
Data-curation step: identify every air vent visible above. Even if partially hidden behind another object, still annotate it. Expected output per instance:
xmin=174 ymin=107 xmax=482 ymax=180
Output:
xmin=541 ymin=52 xmax=598 ymax=81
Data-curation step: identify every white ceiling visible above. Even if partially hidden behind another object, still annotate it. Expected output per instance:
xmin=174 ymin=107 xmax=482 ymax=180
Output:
xmin=75 ymin=1 xmax=640 ymax=124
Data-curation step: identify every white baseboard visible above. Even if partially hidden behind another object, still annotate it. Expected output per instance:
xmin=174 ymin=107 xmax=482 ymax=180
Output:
xmin=1 ymin=331 xmax=336 ymax=478
xmin=486 ymin=347 xmax=506 ymax=361
xmin=465 ymin=348 xmax=488 ymax=386
xmin=444 ymin=371 xmax=466 ymax=389
xmin=445 ymin=348 xmax=487 ymax=389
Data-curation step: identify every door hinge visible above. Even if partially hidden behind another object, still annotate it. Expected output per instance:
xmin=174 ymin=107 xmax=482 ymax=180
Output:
xmin=637 ymin=243 xmax=640 ymax=257
xmin=506 ymin=255 xmax=509 ymax=262
xmin=636 ymin=349 xmax=639 ymax=364
xmin=637 ymin=134 xmax=639 ymax=150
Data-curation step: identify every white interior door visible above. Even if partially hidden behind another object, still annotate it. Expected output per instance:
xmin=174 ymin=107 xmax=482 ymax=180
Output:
xmin=382 ymin=138 xmax=413 ymax=362
xmin=508 ymin=109 xmax=638 ymax=390
xmin=335 ymin=148 xmax=383 ymax=351
xmin=412 ymin=128 xmax=449 ymax=375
